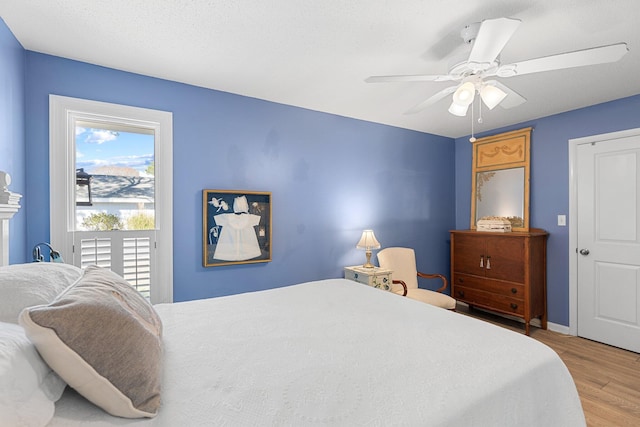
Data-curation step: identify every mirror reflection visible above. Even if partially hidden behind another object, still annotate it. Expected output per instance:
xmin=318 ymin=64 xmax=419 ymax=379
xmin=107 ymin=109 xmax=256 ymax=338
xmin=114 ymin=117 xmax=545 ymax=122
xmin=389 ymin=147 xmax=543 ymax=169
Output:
xmin=475 ymin=168 xmax=525 ymax=228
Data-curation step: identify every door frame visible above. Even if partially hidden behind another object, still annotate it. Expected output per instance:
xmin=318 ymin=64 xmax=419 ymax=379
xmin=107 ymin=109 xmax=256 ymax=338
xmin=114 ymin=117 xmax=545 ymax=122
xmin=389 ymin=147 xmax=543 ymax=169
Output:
xmin=568 ymin=127 xmax=640 ymax=336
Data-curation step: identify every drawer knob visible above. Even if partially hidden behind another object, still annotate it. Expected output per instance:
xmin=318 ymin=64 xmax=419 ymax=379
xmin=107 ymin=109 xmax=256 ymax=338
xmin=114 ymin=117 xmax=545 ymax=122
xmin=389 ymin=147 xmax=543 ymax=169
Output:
xmin=458 ymin=278 xmax=464 ymax=283
xmin=511 ymin=288 xmax=517 ymax=294
xmin=510 ymin=303 xmax=518 ymax=310
xmin=458 ymin=290 xmax=465 ymax=298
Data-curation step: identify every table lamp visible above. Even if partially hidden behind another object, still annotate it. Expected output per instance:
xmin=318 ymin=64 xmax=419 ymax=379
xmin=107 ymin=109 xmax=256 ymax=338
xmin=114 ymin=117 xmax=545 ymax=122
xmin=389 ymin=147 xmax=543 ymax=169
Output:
xmin=356 ymin=229 xmax=381 ymax=268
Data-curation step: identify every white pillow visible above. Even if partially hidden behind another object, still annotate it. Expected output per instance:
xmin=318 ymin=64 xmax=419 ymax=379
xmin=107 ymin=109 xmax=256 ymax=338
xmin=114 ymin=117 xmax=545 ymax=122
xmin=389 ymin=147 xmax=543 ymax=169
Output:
xmin=0 ymin=321 xmax=66 ymax=427
xmin=0 ymin=262 xmax=83 ymax=324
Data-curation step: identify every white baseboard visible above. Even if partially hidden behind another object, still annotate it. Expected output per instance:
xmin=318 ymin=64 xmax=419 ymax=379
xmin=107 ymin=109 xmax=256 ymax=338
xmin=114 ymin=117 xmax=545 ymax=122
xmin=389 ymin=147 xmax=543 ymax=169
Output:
xmin=547 ymin=322 xmax=571 ymax=335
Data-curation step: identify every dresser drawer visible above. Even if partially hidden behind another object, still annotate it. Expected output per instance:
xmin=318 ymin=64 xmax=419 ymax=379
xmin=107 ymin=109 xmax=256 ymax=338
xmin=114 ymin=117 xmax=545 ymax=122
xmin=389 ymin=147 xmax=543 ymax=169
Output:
xmin=454 ymin=285 xmax=525 ymax=316
xmin=453 ymin=273 xmax=524 ymax=299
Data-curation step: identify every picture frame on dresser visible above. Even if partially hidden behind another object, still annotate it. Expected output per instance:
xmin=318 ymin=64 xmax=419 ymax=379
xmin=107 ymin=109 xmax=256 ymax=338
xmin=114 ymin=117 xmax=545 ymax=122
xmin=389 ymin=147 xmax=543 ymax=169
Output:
xmin=202 ymin=190 xmax=271 ymax=267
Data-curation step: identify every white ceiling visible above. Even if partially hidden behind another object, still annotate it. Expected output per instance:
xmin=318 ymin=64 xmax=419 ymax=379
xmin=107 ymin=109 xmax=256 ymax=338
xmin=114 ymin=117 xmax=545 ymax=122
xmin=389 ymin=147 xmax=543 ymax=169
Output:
xmin=2 ymin=0 xmax=639 ymax=138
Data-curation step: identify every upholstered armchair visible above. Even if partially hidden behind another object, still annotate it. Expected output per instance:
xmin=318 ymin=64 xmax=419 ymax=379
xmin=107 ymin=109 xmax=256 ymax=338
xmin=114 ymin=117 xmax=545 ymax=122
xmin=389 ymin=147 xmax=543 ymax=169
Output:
xmin=377 ymin=247 xmax=456 ymax=310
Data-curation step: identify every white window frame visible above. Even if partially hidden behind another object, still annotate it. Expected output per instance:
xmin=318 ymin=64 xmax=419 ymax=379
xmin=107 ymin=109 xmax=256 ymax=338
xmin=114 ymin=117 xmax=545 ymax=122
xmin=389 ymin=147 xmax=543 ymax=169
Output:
xmin=49 ymin=95 xmax=173 ymax=303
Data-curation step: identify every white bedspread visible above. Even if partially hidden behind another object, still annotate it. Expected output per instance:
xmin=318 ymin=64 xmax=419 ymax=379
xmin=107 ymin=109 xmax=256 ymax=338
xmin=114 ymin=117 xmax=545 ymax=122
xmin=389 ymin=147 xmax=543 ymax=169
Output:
xmin=49 ymin=279 xmax=585 ymax=426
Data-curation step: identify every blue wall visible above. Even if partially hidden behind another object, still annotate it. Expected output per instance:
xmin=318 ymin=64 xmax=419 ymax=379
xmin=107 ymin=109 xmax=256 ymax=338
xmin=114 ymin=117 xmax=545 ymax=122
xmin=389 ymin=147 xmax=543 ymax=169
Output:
xmin=23 ymin=52 xmax=455 ymax=301
xmin=455 ymin=94 xmax=640 ymax=325
xmin=7 ymin=17 xmax=640 ymax=326
xmin=0 ymin=18 xmax=26 ymax=264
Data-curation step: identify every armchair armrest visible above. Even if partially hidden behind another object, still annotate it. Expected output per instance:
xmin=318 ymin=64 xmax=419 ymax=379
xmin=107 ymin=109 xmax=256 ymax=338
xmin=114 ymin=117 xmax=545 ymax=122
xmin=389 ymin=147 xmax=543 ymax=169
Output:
xmin=417 ymin=272 xmax=448 ymax=293
xmin=392 ymin=279 xmax=408 ymax=296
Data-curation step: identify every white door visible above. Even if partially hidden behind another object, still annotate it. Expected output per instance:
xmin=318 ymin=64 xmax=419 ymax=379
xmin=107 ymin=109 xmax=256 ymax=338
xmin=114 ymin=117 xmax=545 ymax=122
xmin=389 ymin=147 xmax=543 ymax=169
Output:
xmin=576 ymin=133 xmax=640 ymax=353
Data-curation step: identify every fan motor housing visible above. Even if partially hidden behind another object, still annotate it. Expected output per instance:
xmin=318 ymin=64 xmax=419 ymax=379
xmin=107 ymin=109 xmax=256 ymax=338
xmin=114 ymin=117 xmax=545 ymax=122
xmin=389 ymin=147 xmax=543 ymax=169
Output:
xmin=461 ymin=22 xmax=481 ymax=44
xmin=449 ymin=22 xmax=499 ymax=77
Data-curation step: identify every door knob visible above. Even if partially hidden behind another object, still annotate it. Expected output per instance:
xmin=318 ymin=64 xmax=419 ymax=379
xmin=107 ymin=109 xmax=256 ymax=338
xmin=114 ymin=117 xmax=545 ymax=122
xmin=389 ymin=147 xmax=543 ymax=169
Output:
xmin=579 ymin=249 xmax=590 ymax=256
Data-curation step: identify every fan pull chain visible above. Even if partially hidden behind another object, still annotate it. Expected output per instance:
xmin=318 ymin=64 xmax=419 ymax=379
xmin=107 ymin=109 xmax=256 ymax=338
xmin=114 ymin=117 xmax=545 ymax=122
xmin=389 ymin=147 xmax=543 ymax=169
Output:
xmin=469 ymin=96 xmax=476 ymax=142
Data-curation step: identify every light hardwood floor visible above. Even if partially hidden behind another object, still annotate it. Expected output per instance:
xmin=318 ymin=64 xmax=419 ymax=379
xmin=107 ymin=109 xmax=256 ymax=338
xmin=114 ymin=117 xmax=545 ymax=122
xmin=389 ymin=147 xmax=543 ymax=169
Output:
xmin=458 ymin=306 xmax=640 ymax=427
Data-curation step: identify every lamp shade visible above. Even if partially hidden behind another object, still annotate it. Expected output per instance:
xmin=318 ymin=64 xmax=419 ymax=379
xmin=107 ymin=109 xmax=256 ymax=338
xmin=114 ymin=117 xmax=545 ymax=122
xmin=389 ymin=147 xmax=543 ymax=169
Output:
xmin=448 ymin=101 xmax=469 ymax=117
xmin=356 ymin=230 xmax=381 ymax=250
xmin=480 ymin=84 xmax=507 ymax=110
xmin=452 ymin=81 xmax=476 ymax=106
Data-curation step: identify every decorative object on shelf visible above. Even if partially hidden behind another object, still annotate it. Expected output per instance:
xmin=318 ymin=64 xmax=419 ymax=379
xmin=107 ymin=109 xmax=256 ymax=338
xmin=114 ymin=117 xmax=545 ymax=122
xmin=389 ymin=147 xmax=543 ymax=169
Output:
xmin=32 ymin=243 xmax=64 ymax=263
xmin=356 ymin=229 xmax=381 ymax=268
xmin=0 ymin=171 xmax=22 ymax=267
xmin=476 ymin=216 xmax=512 ymax=232
xmin=202 ymin=190 xmax=271 ymax=267
xmin=0 ymin=171 xmax=22 ymax=206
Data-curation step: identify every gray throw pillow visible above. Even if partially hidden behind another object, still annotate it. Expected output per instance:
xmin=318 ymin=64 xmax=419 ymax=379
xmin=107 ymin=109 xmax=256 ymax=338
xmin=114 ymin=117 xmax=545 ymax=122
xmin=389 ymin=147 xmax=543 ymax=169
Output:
xmin=19 ymin=265 xmax=163 ymax=418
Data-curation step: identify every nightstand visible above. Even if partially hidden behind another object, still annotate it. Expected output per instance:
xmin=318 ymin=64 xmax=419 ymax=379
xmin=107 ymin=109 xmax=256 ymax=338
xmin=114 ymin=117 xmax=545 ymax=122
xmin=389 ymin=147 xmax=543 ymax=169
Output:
xmin=344 ymin=265 xmax=393 ymax=291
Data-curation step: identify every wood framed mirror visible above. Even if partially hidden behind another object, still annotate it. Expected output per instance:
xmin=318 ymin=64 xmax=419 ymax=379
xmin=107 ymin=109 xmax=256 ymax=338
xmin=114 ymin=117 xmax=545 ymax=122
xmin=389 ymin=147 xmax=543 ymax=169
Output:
xmin=470 ymin=127 xmax=532 ymax=231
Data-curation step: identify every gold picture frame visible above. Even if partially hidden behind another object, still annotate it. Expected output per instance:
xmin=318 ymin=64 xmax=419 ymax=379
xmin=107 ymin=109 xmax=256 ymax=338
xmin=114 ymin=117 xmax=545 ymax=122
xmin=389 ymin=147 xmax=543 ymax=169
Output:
xmin=202 ymin=190 xmax=272 ymax=267
xmin=470 ymin=127 xmax=532 ymax=231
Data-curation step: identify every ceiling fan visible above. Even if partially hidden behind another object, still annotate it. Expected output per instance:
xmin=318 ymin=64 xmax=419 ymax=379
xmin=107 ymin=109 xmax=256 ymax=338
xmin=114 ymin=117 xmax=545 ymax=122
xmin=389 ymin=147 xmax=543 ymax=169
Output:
xmin=366 ymin=17 xmax=629 ymax=117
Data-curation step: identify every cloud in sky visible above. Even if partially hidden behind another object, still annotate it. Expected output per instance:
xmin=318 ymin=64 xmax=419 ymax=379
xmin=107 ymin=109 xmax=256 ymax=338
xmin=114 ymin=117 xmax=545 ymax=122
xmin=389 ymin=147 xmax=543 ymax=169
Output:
xmin=76 ymin=127 xmax=154 ymax=173
xmin=80 ymin=128 xmax=119 ymax=144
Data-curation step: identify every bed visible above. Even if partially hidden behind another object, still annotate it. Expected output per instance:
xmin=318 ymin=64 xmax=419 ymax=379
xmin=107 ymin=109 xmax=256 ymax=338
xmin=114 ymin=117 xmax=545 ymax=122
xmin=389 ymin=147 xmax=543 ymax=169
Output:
xmin=0 ymin=261 xmax=586 ymax=426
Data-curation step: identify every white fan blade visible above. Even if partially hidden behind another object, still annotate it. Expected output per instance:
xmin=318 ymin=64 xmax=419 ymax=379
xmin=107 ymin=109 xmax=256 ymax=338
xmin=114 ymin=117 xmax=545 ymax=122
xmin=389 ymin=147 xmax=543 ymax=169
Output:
xmin=468 ymin=17 xmax=521 ymax=67
xmin=365 ymin=74 xmax=455 ymax=83
xmin=488 ymin=80 xmax=527 ymax=109
xmin=497 ymin=43 xmax=629 ymax=77
xmin=405 ymin=85 xmax=459 ymax=114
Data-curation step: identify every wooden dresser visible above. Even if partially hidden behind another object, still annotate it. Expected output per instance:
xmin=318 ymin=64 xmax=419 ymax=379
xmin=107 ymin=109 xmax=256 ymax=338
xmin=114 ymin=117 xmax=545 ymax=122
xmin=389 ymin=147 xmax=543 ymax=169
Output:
xmin=450 ymin=229 xmax=548 ymax=335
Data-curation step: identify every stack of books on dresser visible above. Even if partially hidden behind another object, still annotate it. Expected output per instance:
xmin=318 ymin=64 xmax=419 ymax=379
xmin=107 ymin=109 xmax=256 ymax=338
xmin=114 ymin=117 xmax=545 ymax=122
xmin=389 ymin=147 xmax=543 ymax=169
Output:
xmin=0 ymin=189 xmax=21 ymax=205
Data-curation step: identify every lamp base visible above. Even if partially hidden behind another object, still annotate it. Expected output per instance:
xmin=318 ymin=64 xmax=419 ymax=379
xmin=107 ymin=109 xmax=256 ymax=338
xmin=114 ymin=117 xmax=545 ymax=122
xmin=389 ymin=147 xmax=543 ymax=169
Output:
xmin=362 ymin=250 xmax=375 ymax=268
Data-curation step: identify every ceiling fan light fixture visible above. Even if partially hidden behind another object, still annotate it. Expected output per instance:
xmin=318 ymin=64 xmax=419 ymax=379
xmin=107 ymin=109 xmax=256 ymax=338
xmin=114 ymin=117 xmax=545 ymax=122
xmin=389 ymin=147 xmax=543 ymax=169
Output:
xmin=452 ymin=81 xmax=476 ymax=106
xmin=448 ymin=101 xmax=469 ymax=117
xmin=480 ymin=84 xmax=507 ymax=109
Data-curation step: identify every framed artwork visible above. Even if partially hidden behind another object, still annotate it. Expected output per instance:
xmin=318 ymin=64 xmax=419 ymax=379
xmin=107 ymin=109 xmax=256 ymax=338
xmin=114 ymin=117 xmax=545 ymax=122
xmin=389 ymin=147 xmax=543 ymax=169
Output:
xmin=202 ymin=190 xmax=272 ymax=267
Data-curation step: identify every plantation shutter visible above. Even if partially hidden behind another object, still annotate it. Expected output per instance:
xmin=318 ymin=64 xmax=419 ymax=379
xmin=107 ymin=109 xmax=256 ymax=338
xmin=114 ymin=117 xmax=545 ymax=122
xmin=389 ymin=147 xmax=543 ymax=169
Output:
xmin=75 ymin=230 xmax=155 ymax=299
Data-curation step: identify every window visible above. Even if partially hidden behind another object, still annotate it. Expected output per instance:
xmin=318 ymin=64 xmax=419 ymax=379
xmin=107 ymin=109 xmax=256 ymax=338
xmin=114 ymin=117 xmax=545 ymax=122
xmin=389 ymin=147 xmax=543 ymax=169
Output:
xmin=49 ymin=95 xmax=173 ymax=303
